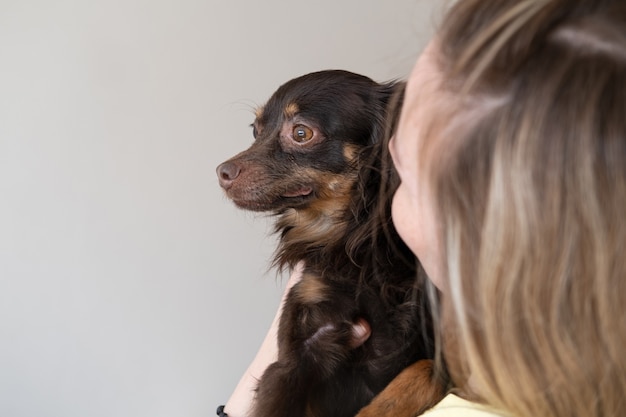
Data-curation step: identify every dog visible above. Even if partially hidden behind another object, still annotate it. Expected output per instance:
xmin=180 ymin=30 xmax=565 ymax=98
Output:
xmin=217 ymin=70 xmax=446 ymax=417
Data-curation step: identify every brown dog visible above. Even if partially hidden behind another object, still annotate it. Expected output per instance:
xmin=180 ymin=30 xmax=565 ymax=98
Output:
xmin=217 ymin=70 xmax=445 ymax=417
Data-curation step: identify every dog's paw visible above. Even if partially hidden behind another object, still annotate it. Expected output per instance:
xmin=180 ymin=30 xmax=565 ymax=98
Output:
xmin=349 ymin=317 xmax=371 ymax=348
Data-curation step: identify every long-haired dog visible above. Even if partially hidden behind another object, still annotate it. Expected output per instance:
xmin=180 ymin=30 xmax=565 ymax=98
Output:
xmin=217 ymin=70 xmax=446 ymax=417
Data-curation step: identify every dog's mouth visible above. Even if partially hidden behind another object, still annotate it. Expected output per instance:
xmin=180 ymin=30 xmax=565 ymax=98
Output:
xmin=226 ymin=184 xmax=316 ymax=212
xmin=281 ymin=186 xmax=313 ymax=198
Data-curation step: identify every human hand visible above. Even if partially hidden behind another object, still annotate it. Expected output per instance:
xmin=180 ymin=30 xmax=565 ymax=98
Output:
xmin=223 ymin=262 xmax=304 ymax=417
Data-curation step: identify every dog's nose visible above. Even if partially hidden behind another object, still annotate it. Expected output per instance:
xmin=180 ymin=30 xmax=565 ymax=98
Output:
xmin=216 ymin=161 xmax=241 ymax=190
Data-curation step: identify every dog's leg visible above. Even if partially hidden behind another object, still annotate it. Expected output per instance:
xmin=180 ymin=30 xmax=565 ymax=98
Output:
xmin=252 ymin=272 xmax=361 ymax=417
xmin=252 ymin=361 xmax=309 ymax=417
xmin=354 ymin=360 xmax=445 ymax=417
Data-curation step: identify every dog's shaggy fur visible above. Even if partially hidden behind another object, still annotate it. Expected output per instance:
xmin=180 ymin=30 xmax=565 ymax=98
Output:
xmin=217 ymin=70 xmax=445 ymax=417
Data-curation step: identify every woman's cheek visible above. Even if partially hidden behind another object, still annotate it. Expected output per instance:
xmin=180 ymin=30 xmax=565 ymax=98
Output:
xmin=392 ymin=181 xmax=444 ymax=289
xmin=391 ymin=184 xmax=422 ymax=257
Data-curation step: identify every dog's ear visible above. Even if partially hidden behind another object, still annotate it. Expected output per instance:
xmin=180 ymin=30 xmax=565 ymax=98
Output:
xmin=346 ymin=79 xmax=413 ymax=285
xmin=376 ymin=81 xmax=410 ymax=264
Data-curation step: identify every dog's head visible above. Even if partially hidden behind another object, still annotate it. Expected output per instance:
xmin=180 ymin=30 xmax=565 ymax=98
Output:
xmin=217 ymin=70 xmax=398 ymax=215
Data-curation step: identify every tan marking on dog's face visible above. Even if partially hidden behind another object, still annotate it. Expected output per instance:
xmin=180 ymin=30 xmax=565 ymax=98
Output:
xmin=288 ymin=169 xmax=357 ymax=198
xmin=294 ymin=272 xmax=328 ymax=304
xmin=277 ymin=170 xmax=358 ymax=248
xmin=283 ymin=102 xmax=299 ymax=119
xmin=255 ymin=106 xmax=265 ymax=120
xmin=343 ymin=144 xmax=359 ymax=162
xmin=316 ymin=171 xmax=358 ymax=200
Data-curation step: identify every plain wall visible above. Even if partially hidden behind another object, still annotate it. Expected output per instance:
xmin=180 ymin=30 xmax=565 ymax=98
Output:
xmin=0 ymin=1 xmax=440 ymax=416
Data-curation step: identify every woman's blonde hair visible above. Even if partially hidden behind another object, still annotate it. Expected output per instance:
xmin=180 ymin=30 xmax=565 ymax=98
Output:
xmin=430 ymin=1 xmax=626 ymax=416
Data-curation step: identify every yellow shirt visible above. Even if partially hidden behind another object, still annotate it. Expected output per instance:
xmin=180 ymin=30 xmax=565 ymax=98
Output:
xmin=422 ymin=394 xmax=502 ymax=417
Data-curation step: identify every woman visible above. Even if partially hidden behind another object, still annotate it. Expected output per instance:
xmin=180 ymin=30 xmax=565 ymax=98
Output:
xmin=225 ymin=0 xmax=626 ymax=416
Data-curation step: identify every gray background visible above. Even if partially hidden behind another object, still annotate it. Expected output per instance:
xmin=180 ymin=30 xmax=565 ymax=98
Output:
xmin=0 ymin=1 xmax=439 ymax=416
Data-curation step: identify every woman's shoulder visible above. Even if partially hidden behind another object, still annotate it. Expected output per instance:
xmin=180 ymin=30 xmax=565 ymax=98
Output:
xmin=421 ymin=394 xmax=503 ymax=417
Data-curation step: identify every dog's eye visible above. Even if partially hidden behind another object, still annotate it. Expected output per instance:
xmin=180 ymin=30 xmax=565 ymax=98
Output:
xmin=251 ymin=124 xmax=258 ymax=139
xmin=292 ymin=125 xmax=314 ymax=143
